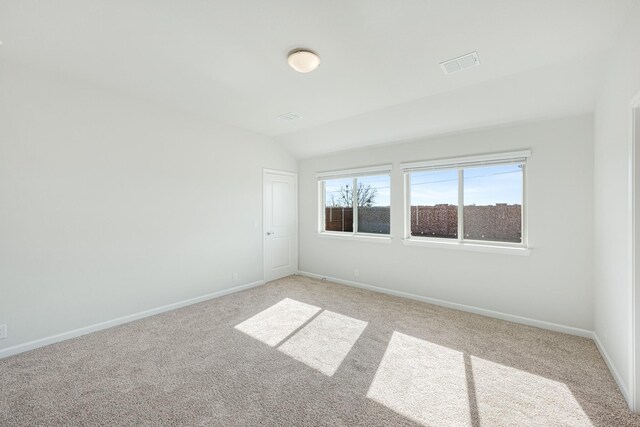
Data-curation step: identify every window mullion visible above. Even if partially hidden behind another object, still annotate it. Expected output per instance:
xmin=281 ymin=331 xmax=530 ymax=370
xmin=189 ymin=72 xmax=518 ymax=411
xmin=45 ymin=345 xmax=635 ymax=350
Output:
xmin=458 ymin=168 xmax=464 ymax=242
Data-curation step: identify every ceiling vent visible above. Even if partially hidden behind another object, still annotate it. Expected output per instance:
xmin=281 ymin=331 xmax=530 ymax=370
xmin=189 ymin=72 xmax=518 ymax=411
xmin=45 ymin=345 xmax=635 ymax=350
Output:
xmin=440 ymin=52 xmax=480 ymax=75
xmin=277 ymin=112 xmax=302 ymax=121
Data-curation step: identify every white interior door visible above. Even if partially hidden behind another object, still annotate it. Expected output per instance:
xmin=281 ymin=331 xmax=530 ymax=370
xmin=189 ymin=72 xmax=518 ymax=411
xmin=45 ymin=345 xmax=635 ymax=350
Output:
xmin=264 ymin=170 xmax=298 ymax=282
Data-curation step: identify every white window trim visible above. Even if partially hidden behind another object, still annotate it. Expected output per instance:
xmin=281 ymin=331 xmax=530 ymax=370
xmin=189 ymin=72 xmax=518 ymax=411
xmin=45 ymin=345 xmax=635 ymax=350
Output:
xmin=316 ymin=232 xmax=393 ymax=244
xmin=318 ymin=165 xmax=392 ymax=240
xmin=317 ymin=164 xmax=392 ymax=180
xmin=401 ymin=238 xmax=531 ymax=255
xmin=403 ymin=150 xmax=530 ymax=251
xmin=401 ymin=150 xmax=531 ymax=171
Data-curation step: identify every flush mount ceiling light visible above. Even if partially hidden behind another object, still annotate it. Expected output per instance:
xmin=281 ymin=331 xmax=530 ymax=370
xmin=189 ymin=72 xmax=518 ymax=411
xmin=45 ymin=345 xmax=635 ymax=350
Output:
xmin=287 ymin=49 xmax=320 ymax=73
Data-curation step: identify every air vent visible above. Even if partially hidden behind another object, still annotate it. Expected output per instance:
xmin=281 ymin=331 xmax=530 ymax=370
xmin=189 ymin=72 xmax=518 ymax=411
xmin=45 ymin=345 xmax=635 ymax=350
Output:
xmin=277 ymin=112 xmax=302 ymax=121
xmin=440 ymin=52 xmax=480 ymax=75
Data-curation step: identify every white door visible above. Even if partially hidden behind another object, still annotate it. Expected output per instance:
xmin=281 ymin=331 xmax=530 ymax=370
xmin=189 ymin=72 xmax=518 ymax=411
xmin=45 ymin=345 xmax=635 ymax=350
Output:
xmin=264 ymin=170 xmax=298 ymax=282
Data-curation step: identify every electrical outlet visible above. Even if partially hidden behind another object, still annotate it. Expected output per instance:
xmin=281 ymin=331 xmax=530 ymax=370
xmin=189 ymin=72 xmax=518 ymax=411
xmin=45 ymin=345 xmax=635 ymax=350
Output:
xmin=0 ymin=324 xmax=6 ymax=340
xmin=232 ymin=273 xmax=239 ymax=283
xmin=354 ymin=269 xmax=360 ymax=278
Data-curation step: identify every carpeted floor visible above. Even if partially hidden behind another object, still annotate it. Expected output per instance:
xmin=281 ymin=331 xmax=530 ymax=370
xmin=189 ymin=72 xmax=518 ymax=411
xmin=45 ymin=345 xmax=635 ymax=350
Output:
xmin=1 ymin=275 xmax=639 ymax=426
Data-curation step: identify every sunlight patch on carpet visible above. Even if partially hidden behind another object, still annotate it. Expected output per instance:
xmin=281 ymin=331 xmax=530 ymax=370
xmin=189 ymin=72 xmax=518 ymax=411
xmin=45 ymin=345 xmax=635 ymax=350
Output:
xmin=234 ymin=298 xmax=321 ymax=346
xmin=471 ymin=356 xmax=593 ymax=426
xmin=367 ymin=332 xmax=472 ymax=427
xmin=278 ymin=310 xmax=368 ymax=376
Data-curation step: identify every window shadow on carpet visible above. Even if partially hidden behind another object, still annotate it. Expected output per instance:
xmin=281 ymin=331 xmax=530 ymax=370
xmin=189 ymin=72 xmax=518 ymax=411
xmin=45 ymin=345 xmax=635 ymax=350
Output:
xmin=366 ymin=331 xmax=592 ymax=426
xmin=235 ymin=294 xmax=597 ymax=426
xmin=235 ymin=298 xmax=368 ymax=377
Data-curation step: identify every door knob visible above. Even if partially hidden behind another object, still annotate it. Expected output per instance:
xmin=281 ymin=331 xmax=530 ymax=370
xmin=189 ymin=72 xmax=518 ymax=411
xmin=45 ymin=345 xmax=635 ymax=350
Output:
xmin=266 ymin=231 xmax=274 ymax=235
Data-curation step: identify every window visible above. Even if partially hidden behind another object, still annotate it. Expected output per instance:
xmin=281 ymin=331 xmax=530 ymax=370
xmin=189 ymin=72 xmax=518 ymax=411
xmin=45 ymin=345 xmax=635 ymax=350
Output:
xmin=323 ymin=177 xmax=355 ymax=232
xmin=463 ymin=164 xmax=523 ymax=243
xmin=404 ymin=151 xmax=529 ymax=246
xmin=409 ymin=169 xmax=459 ymax=239
xmin=319 ymin=166 xmax=391 ymax=237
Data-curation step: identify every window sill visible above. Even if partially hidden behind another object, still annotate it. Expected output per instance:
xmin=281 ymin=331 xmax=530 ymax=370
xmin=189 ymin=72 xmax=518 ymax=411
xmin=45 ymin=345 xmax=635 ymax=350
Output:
xmin=401 ymin=238 xmax=531 ymax=256
xmin=316 ymin=232 xmax=393 ymax=244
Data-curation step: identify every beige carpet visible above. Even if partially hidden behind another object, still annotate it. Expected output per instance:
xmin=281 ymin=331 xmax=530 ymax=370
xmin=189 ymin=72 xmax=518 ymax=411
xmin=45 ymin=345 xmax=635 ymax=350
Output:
xmin=1 ymin=275 xmax=639 ymax=426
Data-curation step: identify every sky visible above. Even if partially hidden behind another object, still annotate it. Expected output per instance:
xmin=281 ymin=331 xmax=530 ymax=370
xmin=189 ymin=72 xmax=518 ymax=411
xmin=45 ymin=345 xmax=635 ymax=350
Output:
xmin=325 ymin=175 xmax=390 ymax=207
xmin=324 ymin=164 xmax=522 ymax=207
xmin=411 ymin=164 xmax=523 ymax=206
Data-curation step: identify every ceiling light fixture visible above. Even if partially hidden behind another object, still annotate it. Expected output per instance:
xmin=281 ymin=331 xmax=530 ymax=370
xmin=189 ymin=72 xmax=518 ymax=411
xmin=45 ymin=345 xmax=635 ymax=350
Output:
xmin=287 ymin=49 xmax=320 ymax=73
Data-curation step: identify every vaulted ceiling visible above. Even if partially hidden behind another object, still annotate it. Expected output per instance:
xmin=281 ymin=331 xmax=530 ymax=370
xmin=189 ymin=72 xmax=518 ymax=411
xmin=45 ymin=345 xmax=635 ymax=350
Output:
xmin=0 ymin=0 xmax=635 ymax=157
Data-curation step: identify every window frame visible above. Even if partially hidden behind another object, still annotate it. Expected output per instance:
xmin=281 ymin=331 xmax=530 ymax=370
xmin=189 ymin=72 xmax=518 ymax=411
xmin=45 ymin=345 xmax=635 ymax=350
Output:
xmin=317 ymin=165 xmax=392 ymax=240
xmin=402 ymin=151 xmax=530 ymax=250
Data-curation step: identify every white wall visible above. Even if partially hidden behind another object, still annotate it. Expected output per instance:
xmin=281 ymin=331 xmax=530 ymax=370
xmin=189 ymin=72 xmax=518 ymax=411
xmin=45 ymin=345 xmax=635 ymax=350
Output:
xmin=299 ymin=115 xmax=594 ymax=331
xmin=593 ymin=3 xmax=640 ymax=402
xmin=0 ymin=61 xmax=296 ymax=352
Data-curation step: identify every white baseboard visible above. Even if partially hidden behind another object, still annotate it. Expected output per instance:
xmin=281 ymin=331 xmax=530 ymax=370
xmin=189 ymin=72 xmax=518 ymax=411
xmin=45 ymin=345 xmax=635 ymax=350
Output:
xmin=0 ymin=280 xmax=264 ymax=360
xmin=2 ymin=272 xmax=632 ymax=411
xmin=297 ymin=271 xmax=593 ymax=338
xmin=593 ymin=332 xmax=630 ymax=403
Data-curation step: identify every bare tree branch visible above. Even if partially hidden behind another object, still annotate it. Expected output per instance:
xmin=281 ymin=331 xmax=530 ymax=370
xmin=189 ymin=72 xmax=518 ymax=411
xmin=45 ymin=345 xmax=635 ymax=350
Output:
xmin=329 ymin=183 xmax=378 ymax=207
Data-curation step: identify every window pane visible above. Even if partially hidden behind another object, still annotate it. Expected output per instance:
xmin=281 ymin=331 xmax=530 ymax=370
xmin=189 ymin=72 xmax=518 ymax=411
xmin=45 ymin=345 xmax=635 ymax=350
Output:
xmin=410 ymin=169 xmax=458 ymax=239
xmin=357 ymin=175 xmax=390 ymax=234
xmin=324 ymin=178 xmax=353 ymax=232
xmin=463 ymin=164 xmax=523 ymax=243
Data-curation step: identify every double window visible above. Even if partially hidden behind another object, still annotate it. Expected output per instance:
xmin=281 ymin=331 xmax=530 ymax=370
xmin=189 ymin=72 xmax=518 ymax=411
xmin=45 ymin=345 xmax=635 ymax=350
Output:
xmin=403 ymin=151 xmax=528 ymax=246
xmin=318 ymin=166 xmax=391 ymax=236
xmin=318 ymin=151 xmax=529 ymax=248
